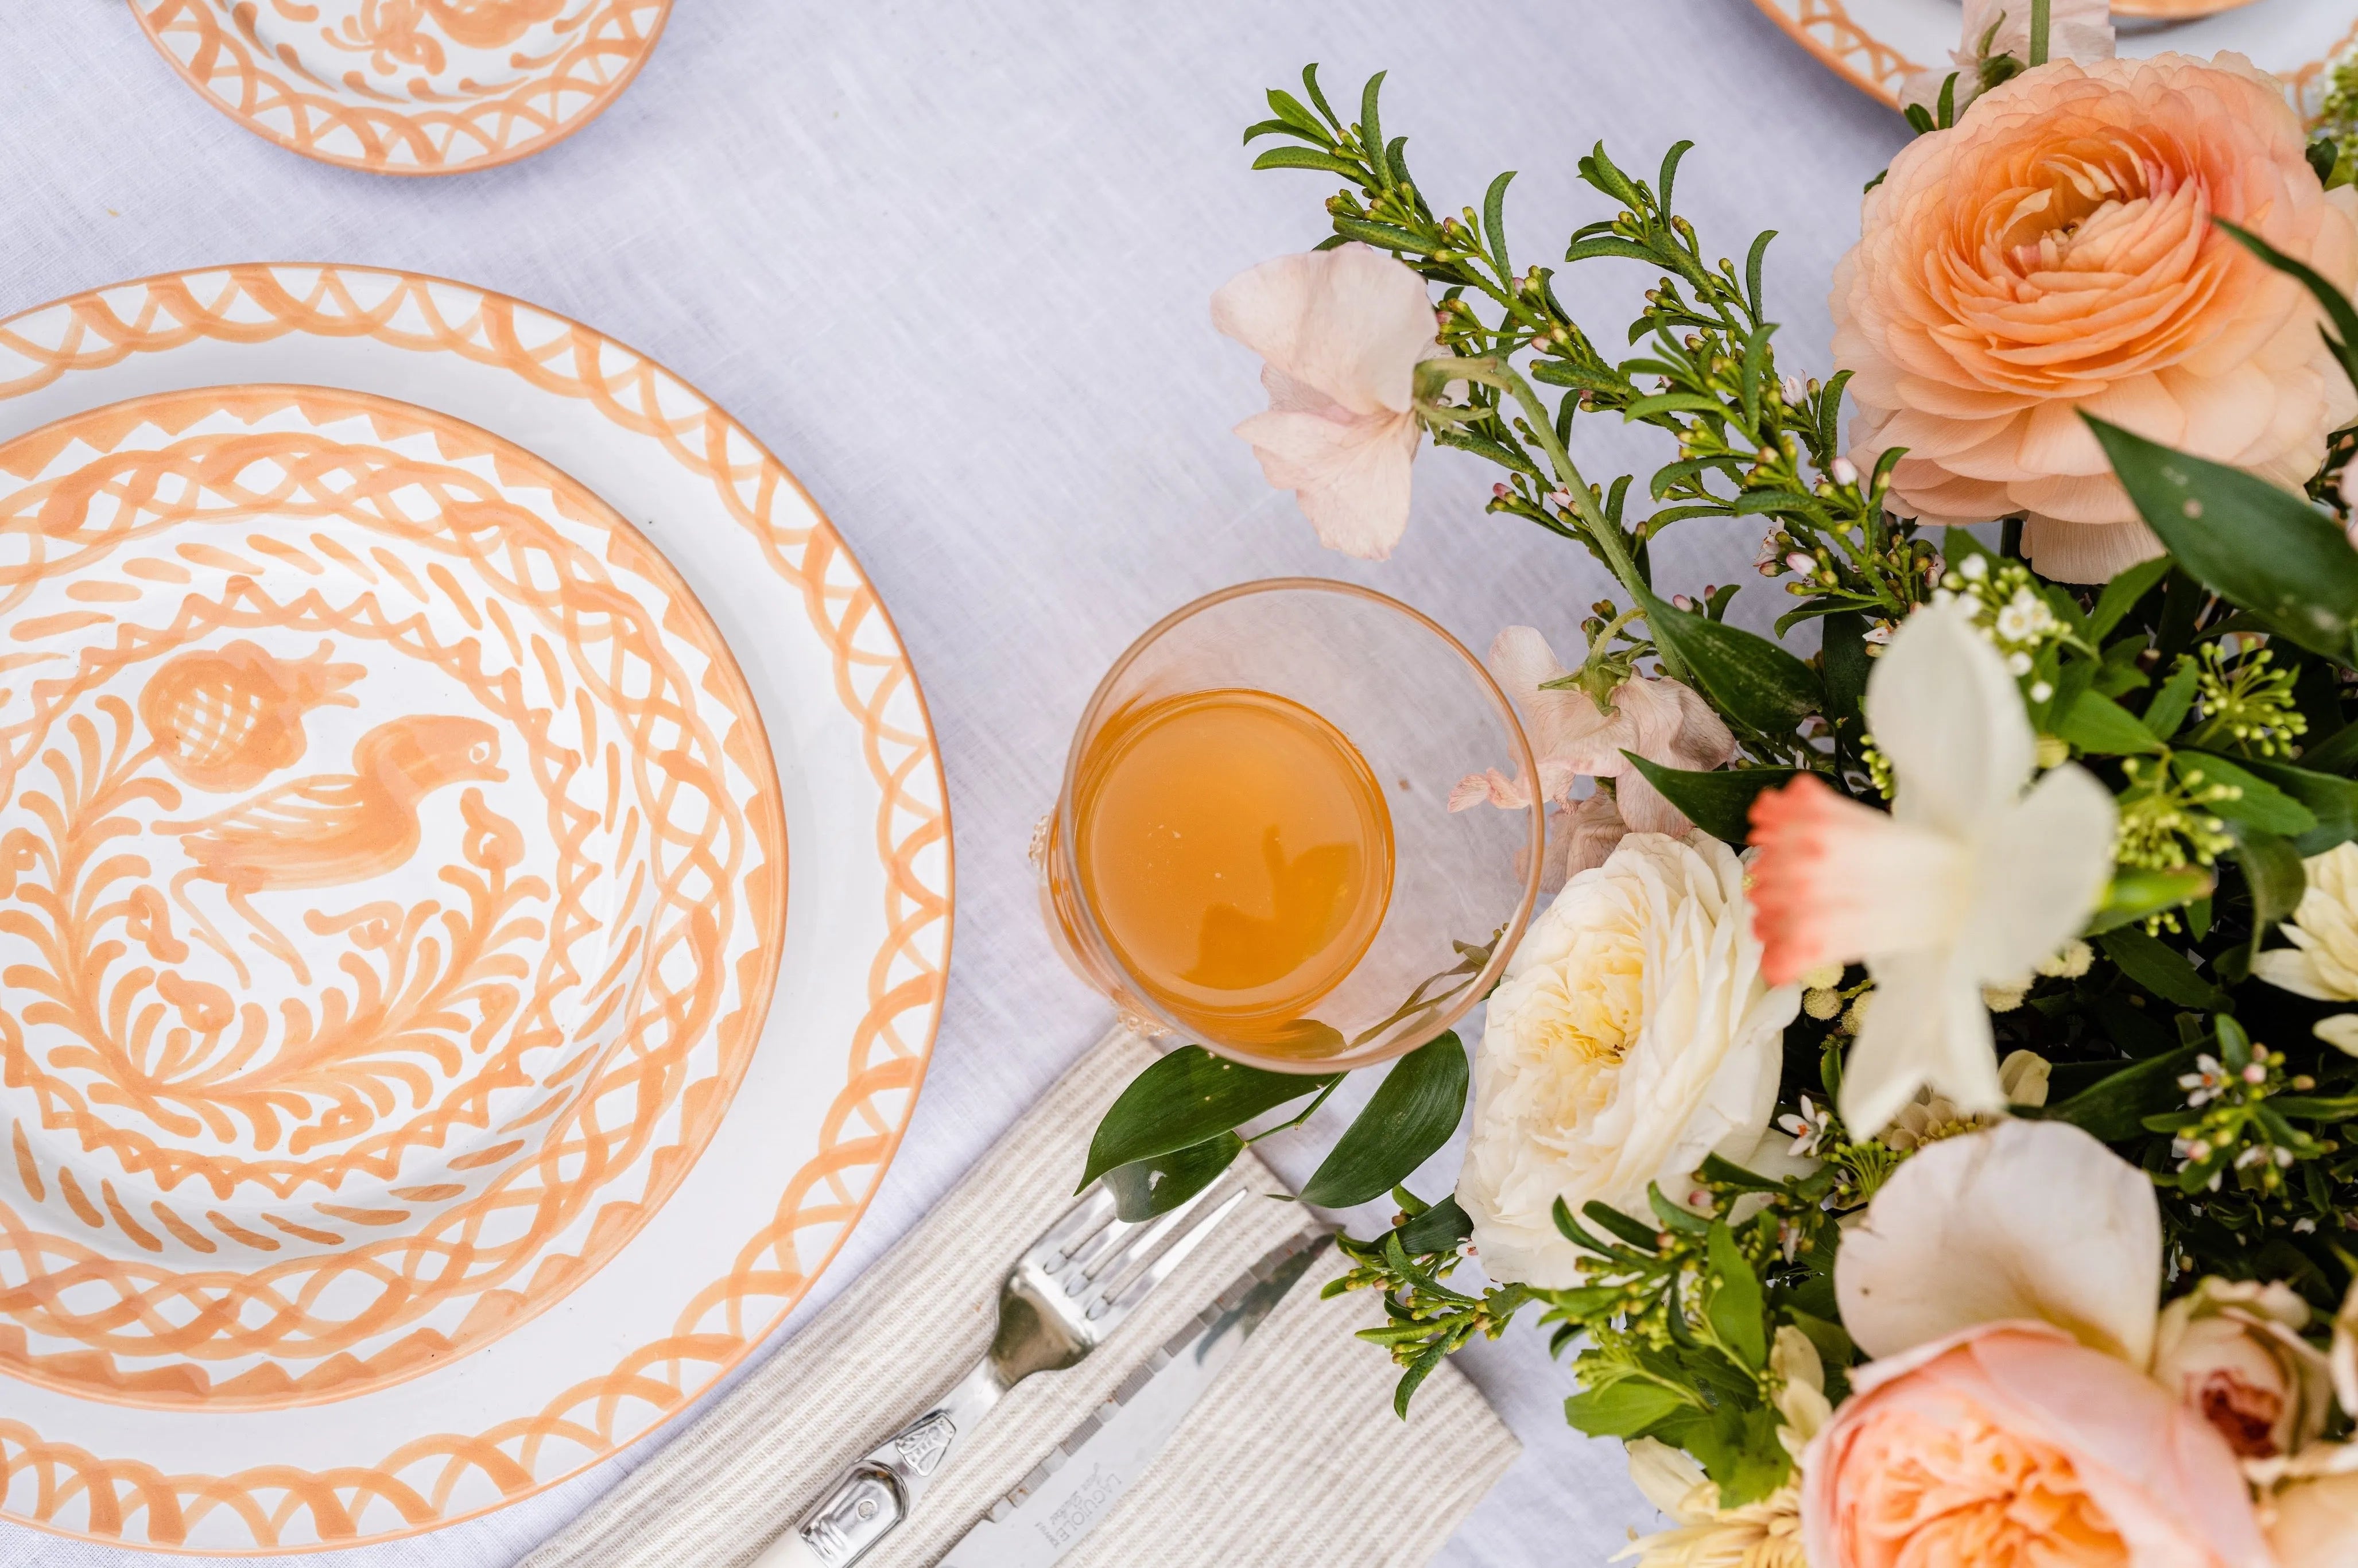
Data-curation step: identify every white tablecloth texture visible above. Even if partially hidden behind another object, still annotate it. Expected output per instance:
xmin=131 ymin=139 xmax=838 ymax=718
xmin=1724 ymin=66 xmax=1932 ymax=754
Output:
xmin=0 ymin=4 xmax=1906 ymax=1564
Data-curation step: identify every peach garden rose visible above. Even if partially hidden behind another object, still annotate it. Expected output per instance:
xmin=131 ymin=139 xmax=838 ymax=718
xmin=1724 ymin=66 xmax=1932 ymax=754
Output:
xmin=1832 ymin=53 xmax=2358 ymax=583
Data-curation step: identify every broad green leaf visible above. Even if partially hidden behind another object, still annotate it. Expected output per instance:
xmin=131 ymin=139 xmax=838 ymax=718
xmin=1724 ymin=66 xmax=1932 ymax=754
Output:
xmin=2235 ymin=829 xmax=2307 ymax=932
xmin=2033 ymin=1047 xmax=2200 ymax=1142
xmin=1300 ymin=1032 xmax=1471 ymax=1207
xmin=2178 ymin=752 xmax=2317 ymax=838
xmin=2097 ymin=927 xmax=2231 ymax=1011
xmin=2238 ymin=757 xmax=2358 ymax=855
xmin=2054 ymin=689 xmax=2163 ymax=756
xmin=2088 ymin=416 xmax=2358 ymax=660
xmin=1398 ymin=1194 xmax=1474 ymax=1255
xmin=1104 ymin=1132 xmax=1242 ymax=1222
xmin=2085 ymin=556 xmax=2175 ymax=640
xmin=1079 ymin=1047 xmax=1336 ymax=1191
xmin=1640 ymin=587 xmax=1822 ymax=734
xmin=1392 ymin=1338 xmax=1449 ymax=1419
xmin=2085 ymin=867 xmax=2213 ymax=934
xmin=1704 ymin=1222 xmax=1767 ymax=1371
xmin=1676 ymin=1402 xmax=1792 ymax=1508
xmin=1619 ymin=755 xmax=1802 ymax=845
xmin=1821 ymin=612 xmax=1871 ymax=733
xmin=2301 ymin=721 xmax=2358 ymax=777
xmin=2141 ymin=657 xmax=2200 ymax=740
xmin=1564 ymin=1379 xmax=1689 ymax=1439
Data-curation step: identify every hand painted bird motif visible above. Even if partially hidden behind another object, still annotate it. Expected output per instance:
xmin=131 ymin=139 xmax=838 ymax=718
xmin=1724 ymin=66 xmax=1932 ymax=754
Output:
xmin=161 ymin=715 xmax=508 ymax=894
xmin=139 ymin=641 xmax=364 ymax=795
xmin=158 ymin=715 xmax=508 ymax=985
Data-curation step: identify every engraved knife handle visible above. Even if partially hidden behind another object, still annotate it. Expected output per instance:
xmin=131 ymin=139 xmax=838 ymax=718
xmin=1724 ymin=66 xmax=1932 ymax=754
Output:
xmin=752 ymin=1359 xmax=1006 ymax=1568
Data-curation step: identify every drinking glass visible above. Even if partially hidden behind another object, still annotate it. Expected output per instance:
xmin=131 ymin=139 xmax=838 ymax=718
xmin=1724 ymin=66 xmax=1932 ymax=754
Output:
xmin=1037 ymin=578 xmax=1543 ymax=1074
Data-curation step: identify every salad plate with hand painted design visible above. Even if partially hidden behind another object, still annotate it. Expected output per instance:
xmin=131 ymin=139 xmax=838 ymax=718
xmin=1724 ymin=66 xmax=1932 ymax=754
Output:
xmin=1753 ymin=0 xmax=2357 ymax=114
xmin=0 ymin=271 xmax=950 ymax=1553
xmin=130 ymin=1 xmax=671 ymax=174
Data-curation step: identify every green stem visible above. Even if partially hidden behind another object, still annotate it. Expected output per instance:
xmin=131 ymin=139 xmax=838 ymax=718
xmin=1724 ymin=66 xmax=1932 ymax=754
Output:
xmin=1420 ymin=356 xmax=1692 ymax=682
xmin=2029 ymin=0 xmax=2051 ymax=66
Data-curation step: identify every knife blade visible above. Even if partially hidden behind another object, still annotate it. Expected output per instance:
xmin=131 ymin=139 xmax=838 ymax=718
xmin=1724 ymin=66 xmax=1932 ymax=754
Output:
xmin=934 ymin=1227 xmax=1332 ymax=1568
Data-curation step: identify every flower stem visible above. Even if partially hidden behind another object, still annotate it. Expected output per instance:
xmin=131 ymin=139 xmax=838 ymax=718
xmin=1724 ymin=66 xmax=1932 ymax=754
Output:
xmin=1420 ymin=356 xmax=1692 ymax=682
xmin=2029 ymin=0 xmax=2051 ymax=66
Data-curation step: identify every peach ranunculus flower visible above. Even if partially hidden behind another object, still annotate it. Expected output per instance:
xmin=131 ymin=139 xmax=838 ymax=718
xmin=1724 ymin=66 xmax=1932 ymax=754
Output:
xmin=1449 ymin=626 xmax=1736 ymax=857
xmin=1801 ymin=1322 xmax=2274 ymax=1568
xmin=1211 ymin=242 xmax=1447 ymax=559
xmin=1832 ymin=53 xmax=2358 ymax=584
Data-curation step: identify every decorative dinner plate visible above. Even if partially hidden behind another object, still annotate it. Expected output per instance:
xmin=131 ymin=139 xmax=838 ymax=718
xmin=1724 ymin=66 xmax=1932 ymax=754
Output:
xmin=0 ymin=270 xmax=951 ymax=1551
xmin=130 ymin=1 xmax=671 ymax=175
xmin=1754 ymin=0 xmax=2358 ymax=114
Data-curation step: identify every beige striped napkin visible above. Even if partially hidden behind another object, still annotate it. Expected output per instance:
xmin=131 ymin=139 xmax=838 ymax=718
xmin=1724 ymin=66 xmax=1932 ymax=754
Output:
xmin=518 ymin=1027 xmax=1518 ymax=1568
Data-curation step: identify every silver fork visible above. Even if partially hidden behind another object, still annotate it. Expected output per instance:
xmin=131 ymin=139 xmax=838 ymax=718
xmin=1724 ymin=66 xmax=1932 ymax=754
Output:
xmin=751 ymin=1178 xmax=1251 ymax=1568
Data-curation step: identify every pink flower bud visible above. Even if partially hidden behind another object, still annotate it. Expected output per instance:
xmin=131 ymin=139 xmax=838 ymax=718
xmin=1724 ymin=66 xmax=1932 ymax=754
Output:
xmin=1830 ymin=457 xmax=1860 ymax=486
xmin=1672 ymin=594 xmax=1694 ymax=611
xmin=1787 ymin=553 xmax=1816 ymax=576
xmin=1492 ymin=482 xmax=1511 ymax=500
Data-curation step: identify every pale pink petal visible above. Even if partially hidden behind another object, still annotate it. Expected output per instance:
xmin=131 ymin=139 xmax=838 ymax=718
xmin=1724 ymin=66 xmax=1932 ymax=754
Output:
xmin=1614 ymin=769 xmax=1692 ymax=838
xmin=1232 ymin=405 xmax=1420 ymax=560
xmin=1835 ymin=1120 xmax=2162 ymax=1364
xmin=1563 ymin=790 xmax=1628 ymax=877
xmin=1617 ymin=676 xmax=1737 ymax=774
xmin=1210 ymin=243 xmax=1437 ymax=417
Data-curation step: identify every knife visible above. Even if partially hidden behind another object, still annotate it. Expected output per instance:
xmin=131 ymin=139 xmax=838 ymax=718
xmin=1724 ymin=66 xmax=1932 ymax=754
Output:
xmin=934 ymin=1227 xmax=1332 ymax=1568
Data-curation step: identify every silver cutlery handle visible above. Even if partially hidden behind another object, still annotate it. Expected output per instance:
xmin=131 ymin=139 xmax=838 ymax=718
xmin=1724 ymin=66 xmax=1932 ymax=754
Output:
xmin=753 ymin=1359 xmax=1005 ymax=1568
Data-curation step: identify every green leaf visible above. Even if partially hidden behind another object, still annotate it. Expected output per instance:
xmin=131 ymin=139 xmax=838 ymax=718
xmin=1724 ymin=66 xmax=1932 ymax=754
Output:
xmin=1328 ymin=216 xmax=1436 ymax=255
xmin=2085 ymin=555 xmax=2175 ymax=641
xmin=2299 ymin=720 xmax=2358 ymax=777
xmin=1300 ymin=1033 xmax=1471 ymax=1207
xmin=2235 ymin=829 xmax=2308 ymax=932
xmin=1104 ymin=1131 xmax=1243 ymax=1222
xmin=1250 ymin=145 xmax=1366 ymax=178
xmin=2088 ymin=416 xmax=2358 ymax=660
xmin=1704 ymin=1222 xmax=1767 ymax=1371
xmin=1481 ymin=170 xmax=1516 ymax=277
xmin=1079 ymin=1047 xmax=1336 ymax=1191
xmin=2142 ymin=657 xmax=2201 ymax=740
xmin=1821 ymin=612 xmax=1871 ymax=733
xmin=2034 ymin=1047 xmax=2200 ymax=1141
xmin=2237 ymin=758 xmax=2358 ymax=855
xmin=2054 ymin=689 xmax=2163 ymax=756
xmin=2179 ymin=752 xmax=2318 ymax=838
xmin=2085 ymin=867 xmax=2214 ymax=934
xmin=1358 ymin=71 xmax=1388 ymax=189
xmin=1564 ymin=1379 xmax=1689 ymax=1439
xmin=1640 ymin=587 xmax=1822 ymax=734
xmin=1679 ymin=1402 xmax=1792 ymax=1508
xmin=1619 ymin=755 xmax=1802 ymax=845
xmin=2097 ymin=927 xmax=2231 ymax=1011
xmin=1398 ymin=1194 xmax=1474 ymax=1255
xmin=1262 ymin=88 xmax=1328 ymax=137
xmin=1392 ymin=1337 xmax=1449 ymax=1419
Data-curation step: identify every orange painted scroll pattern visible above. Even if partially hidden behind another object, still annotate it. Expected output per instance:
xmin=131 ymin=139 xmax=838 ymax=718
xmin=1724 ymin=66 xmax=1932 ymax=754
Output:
xmin=0 ymin=389 xmax=784 ymax=1412
xmin=131 ymin=0 xmax=669 ymax=174
xmin=1750 ymin=0 xmax=1922 ymax=106
xmin=0 ymin=270 xmax=948 ymax=1548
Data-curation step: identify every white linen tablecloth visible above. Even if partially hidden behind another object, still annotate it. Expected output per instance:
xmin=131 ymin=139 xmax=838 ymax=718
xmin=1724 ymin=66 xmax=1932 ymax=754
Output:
xmin=0 ymin=4 xmax=1905 ymax=1563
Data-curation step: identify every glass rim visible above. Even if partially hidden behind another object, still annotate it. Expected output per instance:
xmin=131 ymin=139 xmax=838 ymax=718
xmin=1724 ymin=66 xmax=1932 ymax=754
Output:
xmin=1053 ymin=576 xmax=1545 ymax=1073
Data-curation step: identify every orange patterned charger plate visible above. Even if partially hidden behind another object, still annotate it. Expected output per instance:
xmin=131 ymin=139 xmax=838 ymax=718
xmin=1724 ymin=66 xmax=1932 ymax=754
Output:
xmin=0 ymin=271 xmax=951 ymax=1552
xmin=1753 ymin=0 xmax=2358 ymax=115
xmin=130 ymin=1 xmax=671 ymax=175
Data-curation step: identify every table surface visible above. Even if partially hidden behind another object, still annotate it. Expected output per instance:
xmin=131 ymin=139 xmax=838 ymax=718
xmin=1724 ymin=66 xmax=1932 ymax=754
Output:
xmin=0 ymin=5 xmax=1906 ymax=1564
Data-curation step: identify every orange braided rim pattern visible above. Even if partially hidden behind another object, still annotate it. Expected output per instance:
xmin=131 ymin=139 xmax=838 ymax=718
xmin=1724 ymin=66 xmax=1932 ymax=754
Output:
xmin=130 ymin=1 xmax=671 ymax=176
xmin=0 ymin=268 xmax=952 ymax=1550
xmin=1750 ymin=0 xmax=1923 ymax=104
xmin=1751 ymin=0 xmax=2358 ymax=114
xmin=0 ymin=386 xmax=784 ymax=1411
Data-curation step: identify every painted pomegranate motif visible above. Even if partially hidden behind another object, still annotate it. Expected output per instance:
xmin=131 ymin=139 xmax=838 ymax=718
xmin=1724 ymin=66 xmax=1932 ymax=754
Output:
xmin=138 ymin=641 xmax=363 ymax=795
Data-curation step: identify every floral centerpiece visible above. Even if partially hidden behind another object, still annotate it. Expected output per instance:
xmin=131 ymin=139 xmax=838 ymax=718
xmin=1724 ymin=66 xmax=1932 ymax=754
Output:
xmin=1077 ymin=5 xmax=2358 ymax=1563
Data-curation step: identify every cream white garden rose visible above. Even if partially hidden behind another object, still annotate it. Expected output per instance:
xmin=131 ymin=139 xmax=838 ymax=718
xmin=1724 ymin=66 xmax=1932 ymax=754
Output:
xmin=2254 ymin=841 xmax=2358 ymax=1054
xmin=1457 ymin=831 xmax=1799 ymax=1288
